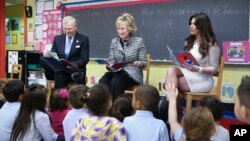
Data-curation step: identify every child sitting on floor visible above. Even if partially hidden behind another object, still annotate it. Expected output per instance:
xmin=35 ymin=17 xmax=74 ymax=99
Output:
xmin=123 ymin=85 xmax=169 ymax=141
xmin=71 ymin=84 xmax=127 ymax=141
xmin=63 ymin=85 xmax=90 ymax=141
xmin=200 ymin=96 xmax=229 ymax=141
xmin=234 ymin=75 xmax=250 ymax=124
xmin=165 ymin=83 xmax=216 ymax=141
xmin=49 ymin=88 xmax=71 ymax=136
xmin=111 ymin=92 xmax=134 ymax=122
xmin=10 ymin=83 xmax=58 ymax=141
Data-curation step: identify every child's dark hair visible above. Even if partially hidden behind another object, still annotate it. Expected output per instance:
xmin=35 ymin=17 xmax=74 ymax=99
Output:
xmin=68 ymin=85 xmax=89 ymax=109
xmin=86 ymin=84 xmax=111 ymax=116
xmin=237 ymin=75 xmax=250 ymax=108
xmin=49 ymin=88 xmax=69 ymax=111
xmin=111 ymin=93 xmax=133 ymax=122
xmin=134 ymin=85 xmax=160 ymax=112
xmin=2 ymin=80 xmax=24 ymax=102
xmin=10 ymin=83 xmax=47 ymax=141
xmin=199 ymin=96 xmax=224 ymax=121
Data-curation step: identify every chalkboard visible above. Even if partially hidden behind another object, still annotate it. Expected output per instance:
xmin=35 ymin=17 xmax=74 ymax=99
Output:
xmin=68 ymin=0 xmax=249 ymax=60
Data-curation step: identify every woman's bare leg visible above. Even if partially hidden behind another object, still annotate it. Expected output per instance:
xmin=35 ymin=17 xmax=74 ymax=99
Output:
xmin=165 ymin=66 xmax=184 ymax=89
xmin=178 ymin=76 xmax=190 ymax=92
xmin=165 ymin=66 xmax=190 ymax=123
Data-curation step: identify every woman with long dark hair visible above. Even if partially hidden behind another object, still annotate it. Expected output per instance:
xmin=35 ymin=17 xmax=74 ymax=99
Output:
xmin=165 ymin=12 xmax=220 ymax=93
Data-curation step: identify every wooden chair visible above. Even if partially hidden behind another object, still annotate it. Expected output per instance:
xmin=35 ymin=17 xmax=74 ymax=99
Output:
xmin=46 ymin=76 xmax=88 ymax=102
xmin=125 ymin=54 xmax=151 ymax=93
xmin=179 ymin=57 xmax=224 ymax=112
xmin=46 ymin=80 xmax=55 ymax=102
xmin=0 ymin=64 xmax=23 ymax=83
xmin=144 ymin=54 xmax=151 ymax=85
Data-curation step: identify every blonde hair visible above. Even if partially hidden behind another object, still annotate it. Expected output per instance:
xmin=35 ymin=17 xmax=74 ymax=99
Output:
xmin=182 ymin=106 xmax=216 ymax=141
xmin=116 ymin=13 xmax=137 ymax=36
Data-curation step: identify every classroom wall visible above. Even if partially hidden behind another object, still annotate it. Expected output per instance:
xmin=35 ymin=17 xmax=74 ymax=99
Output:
xmin=86 ymin=60 xmax=250 ymax=101
xmin=3 ymin=0 xmax=250 ymax=103
xmin=5 ymin=4 xmax=24 ymax=50
xmin=26 ymin=0 xmax=35 ymax=48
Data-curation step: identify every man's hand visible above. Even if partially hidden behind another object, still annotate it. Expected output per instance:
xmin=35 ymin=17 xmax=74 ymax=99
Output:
xmin=43 ymin=50 xmax=50 ymax=57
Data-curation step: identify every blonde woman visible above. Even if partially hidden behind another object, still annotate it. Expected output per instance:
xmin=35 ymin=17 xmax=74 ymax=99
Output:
xmin=99 ymin=13 xmax=147 ymax=100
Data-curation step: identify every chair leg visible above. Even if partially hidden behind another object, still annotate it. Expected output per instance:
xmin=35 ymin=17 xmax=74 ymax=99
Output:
xmin=185 ymin=95 xmax=192 ymax=112
xmin=47 ymin=80 xmax=54 ymax=103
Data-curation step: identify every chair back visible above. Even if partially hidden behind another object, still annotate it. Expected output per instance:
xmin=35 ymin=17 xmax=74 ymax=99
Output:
xmin=10 ymin=64 xmax=23 ymax=80
xmin=143 ymin=54 xmax=151 ymax=85
xmin=153 ymin=96 xmax=168 ymax=122
xmin=210 ymin=57 xmax=224 ymax=99
xmin=125 ymin=54 xmax=151 ymax=93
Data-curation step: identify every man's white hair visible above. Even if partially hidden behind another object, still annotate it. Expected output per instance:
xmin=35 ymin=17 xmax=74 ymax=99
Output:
xmin=62 ymin=16 xmax=77 ymax=27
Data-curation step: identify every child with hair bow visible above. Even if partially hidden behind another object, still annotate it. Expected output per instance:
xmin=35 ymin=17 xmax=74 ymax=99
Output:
xmin=49 ymin=88 xmax=71 ymax=136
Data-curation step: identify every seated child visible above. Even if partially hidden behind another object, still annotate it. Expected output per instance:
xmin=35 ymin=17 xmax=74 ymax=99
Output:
xmin=0 ymin=80 xmax=24 ymax=141
xmin=123 ymin=85 xmax=169 ymax=141
xmin=10 ymin=83 xmax=58 ymax=141
xmin=49 ymin=88 xmax=71 ymax=136
xmin=200 ymin=96 xmax=229 ymax=141
xmin=0 ymin=81 xmax=5 ymax=108
xmin=111 ymin=93 xmax=134 ymax=122
xmin=165 ymin=83 xmax=216 ymax=141
xmin=234 ymin=75 xmax=250 ymax=124
xmin=63 ymin=85 xmax=90 ymax=141
xmin=71 ymin=84 xmax=127 ymax=141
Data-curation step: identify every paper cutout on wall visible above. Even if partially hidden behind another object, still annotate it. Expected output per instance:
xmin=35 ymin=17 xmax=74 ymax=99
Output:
xmin=222 ymin=82 xmax=235 ymax=103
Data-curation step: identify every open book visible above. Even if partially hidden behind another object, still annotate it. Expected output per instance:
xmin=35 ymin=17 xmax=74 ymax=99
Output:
xmin=95 ymin=58 xmax=133 ymax=71
xmin=47 ymin=51 xmax=80 ymax=72
xmin=167 ymin=46 xmax=199 ymax=66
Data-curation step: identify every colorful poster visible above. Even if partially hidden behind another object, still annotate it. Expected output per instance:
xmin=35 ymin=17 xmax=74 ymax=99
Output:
xmin=8 ymin=51 xmax=18 ymax=73
xmin=221 ymin=82 xmax=235 ymax=103
xmin=42 ymin=10 xmax=62 ymax=51
xmin=223 ymin=41 xmax=250 ymax=63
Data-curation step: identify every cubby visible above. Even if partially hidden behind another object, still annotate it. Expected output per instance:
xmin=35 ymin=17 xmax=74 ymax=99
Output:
xmin=6 ymin=50 xmax=44 ymax=85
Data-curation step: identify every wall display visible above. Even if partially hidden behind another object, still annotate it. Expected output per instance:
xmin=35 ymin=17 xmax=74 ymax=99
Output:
xmin=6 ymin=17 xmax=20 ymax=31
xmin=42 ymin=10 xmax=62 ymax=48
xmin=12 ymin=34 xmax=17 ymax=44
xmin=7 ymin=51 xmax=18 ymax=73
xmin=5 ymin=34 xmax=10 ymax=44
xmin=223 ymin=41 xmax=250 ymax=63
xmin=20 ymin=26 xmax=24 ymax=34
xmin=5 ymin=18 xmax=9 ymax=31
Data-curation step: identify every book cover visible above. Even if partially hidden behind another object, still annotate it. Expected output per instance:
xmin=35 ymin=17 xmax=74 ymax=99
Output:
xmin=60 ymin=59 xmax=80 ymax=72
xmin=47 ymin=51 xmax=60 ymax=61
xmin=223 ymin=41 xmax=250 ymax=63
xmin=167 ymin=46 xmax=199 ymax=66
xmin=95 ymin=58 xmax=109 ymax=65
xmin=95 ymin=58 xmax=132 ymax=71
xmin=48 ymin=51 xmax=80 ymax=72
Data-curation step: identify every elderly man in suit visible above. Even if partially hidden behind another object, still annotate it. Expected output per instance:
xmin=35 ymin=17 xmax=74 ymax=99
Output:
xmin=40 ymin=16 xmax=89 ymax=89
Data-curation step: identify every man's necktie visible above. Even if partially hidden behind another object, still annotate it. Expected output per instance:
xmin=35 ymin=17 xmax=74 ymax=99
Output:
xmin=65 ymin=37 xmax=72 ymax=58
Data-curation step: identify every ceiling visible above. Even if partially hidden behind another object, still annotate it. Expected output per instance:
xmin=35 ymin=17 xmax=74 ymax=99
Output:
xmin=5 ymin=0 xmax=24 ymax=6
